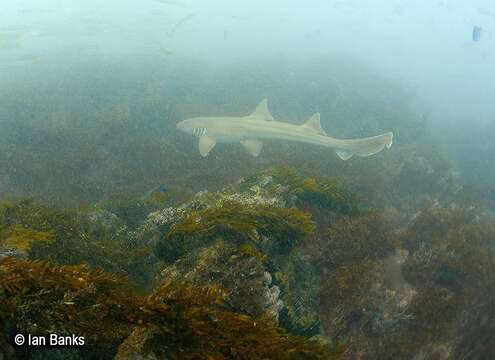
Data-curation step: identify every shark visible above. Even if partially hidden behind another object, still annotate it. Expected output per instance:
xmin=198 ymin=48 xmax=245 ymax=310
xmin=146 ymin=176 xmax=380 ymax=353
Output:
xmin=176 ymin=99 xmax=393 ymax=160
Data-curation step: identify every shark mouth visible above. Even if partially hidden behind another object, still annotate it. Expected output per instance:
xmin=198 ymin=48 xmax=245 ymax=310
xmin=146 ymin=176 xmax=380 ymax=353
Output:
xmin=193 ymin=128 xmax=207 ymax=137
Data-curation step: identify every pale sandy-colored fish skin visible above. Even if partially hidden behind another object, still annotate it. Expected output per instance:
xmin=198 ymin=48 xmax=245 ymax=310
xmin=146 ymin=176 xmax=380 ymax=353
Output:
xmin=177 ymin=99 xmax=393 ymax=159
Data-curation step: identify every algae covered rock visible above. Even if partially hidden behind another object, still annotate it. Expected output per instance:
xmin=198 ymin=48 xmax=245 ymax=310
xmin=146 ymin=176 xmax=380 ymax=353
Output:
xmin=121 ymin=281 xmax=342 ymax=360
xmin=241 ymin=166 xmax=361 ymax=215
xmin=0 ymin=199 xmax=158 ymax=288
xmin=398 ymin=205 xmax=495 ymax=359
xmin=0 ymin=258 xmax=135 ymax=359
xmin=114 ymin=325 xmax=161 ymax=360
xmin=145 ymin=167 xmax=376 ymax=340
xmin=159 ymin=239 xmax=283 ymax=321
xmin=0 ymin=257 xmax=342 ymax=359
xmin=276 ymin=250 xmax=322 ymax=336
xmin=0 ymin=225 xmax=54 ymax=257
xmin=315 ymin=202 xmax=495 ymax=359
xmin=153 ymin=196 xmax=314 ymax=263
xmin=312 ymin=210 xmax=416 ymax=358
xmin=7 ymin=165 xmax=492 ymax=359
xmin=149 ymin=169 xmax=329 ymax=330
xmin=150 ymin=166 xmax=360 ymax=266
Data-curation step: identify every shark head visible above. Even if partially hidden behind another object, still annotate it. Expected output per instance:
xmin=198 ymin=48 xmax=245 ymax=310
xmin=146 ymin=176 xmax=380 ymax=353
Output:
xmin=177 ymin=116 xmax=218 ymax=157
xmin=176 ymin=117 xmax=208 ymax=137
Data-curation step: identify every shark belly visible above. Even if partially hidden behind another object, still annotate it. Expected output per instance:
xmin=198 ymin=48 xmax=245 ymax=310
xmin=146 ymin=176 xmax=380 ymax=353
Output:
xmin=240 ymin=122 xmax=334 ymax=146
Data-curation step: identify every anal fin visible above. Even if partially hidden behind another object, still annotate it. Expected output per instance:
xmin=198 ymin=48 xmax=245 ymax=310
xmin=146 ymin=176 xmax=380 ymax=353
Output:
xmin=336 ymin=149 xmax=353 ymax=160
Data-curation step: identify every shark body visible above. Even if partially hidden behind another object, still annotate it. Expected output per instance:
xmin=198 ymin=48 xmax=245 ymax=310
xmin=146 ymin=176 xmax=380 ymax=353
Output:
xmin=176 ymin=99 xmax=393 ymax=160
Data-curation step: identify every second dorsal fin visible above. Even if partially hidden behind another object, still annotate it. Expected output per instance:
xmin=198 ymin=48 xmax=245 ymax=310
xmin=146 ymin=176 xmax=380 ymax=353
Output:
xmin=302 ymin=113 xmax=326 ymax=135
xmin=250 ymin=99 xmax=274 ymax=121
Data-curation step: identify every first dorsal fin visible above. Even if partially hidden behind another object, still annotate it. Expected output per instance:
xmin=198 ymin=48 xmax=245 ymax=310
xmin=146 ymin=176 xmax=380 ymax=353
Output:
xmin=302 ymin=113 xmax=326 ymax=135
xmin=250 ymin=99 xmax=274 ymax=121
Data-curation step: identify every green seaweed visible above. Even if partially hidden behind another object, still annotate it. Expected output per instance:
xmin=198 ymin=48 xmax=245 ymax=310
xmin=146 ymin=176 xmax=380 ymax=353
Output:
xmin=0 ymin=199 xmax=156 ymax=288
xmin=243 ymin=166 xmax=361 ymax=215
xmin=155 ymin=200 xmax=315 ymax=262
xmin=0 ymin=225 xmax=54 ymax=252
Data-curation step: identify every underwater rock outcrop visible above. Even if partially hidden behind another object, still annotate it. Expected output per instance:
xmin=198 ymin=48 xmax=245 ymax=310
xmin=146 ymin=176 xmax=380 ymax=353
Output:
xmin=159 ymin=239 xmax=284 ymax=321
xmin=1 ymin=166 xmax=494 ymax=359
xmin=0 ymin=199 xmax=158 ymax=288
xmin=398 ymin=205 xmax=495 ymax=359
xmin=0 ymin=257 xmax=134 ymax=359
xmin=0 ymin=257 xmax=342 ymax=359
xmin=144 ymin=166 xmax=361 ymax=333
xmin=0 ymin=168 xmax=355 ymax=358
xmin=315 ymin=203 xmax=495 ymax=359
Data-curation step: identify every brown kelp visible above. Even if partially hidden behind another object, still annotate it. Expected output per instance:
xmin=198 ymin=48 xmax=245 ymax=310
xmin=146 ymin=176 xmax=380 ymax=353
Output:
xmin=241 ymin=166 xmax=361 ymax=215
xmin=316 ymin=203 xmax=495 ymax=359
xmin=0 ymin=199 xmax=156 ymax=288
xmin=156 ymin=201 xmax=314 ymax=262
xmin=0 ymin=257 xmax=343 ymax=359
xmin=147 ymin=167 xmax=368 ymax=339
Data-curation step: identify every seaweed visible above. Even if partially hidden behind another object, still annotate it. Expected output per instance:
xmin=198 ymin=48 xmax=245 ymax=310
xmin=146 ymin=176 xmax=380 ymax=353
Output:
xmin=0 ymin=257 xmax=343 ymax=359
xmin=317 ymin=204 xmax=495 ymax=359
xmin=317 ymin=212 xmax=394 ymax=271
xmin=242 ymin=166 xmax=361 ymax=215
xmin=124 ymin=281 xmax=343 ymax=359
xmin=99 ymin=190 xmax=172 ymax=231
xmin=155 ymin=200 xmax=315 ymax=262
xmin=158 ymin=239 xmax=280 ymax=320
xmin=0 ymin=257 xmax=134 ymax=358
xmin=1 ymin=53 xmax=492 ymax=359
xmin=276 ymin=250 xmax=321 ymax=336
xmin=0 ymin=199 xmax=157 ymax=288
xmin=0 ymin=225 xmax=54 ymax=253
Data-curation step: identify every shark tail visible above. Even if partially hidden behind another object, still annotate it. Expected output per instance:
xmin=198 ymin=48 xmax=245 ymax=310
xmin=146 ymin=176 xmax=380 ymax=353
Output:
xmin=335 ymin=132 xmax=393 ymax=161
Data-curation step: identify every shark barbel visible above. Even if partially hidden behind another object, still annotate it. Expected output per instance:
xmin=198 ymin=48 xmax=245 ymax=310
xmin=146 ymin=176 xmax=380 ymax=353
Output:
xmin=176 ymin=99 xmax=393 ymax=160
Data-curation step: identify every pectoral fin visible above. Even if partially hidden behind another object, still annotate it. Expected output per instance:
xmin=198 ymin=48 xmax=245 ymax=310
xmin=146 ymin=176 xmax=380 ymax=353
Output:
xmin=336 ymin=150 xmax=353 ymax=160
xmin=199 ymin=135 xmax=216 ymax=157
xmin=241 ymin=139 xmax=263 ymax=157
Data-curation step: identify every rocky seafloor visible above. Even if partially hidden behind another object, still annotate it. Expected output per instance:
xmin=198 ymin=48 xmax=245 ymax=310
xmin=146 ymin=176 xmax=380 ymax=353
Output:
xmin=0 ymin=53 xmax=494 ymax=360
xmin=1 ymin=166 xmax=494 ymax=359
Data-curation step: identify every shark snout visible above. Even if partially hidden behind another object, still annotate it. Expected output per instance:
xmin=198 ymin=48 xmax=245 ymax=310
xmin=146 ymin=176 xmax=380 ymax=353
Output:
xmin=176 ymin=120 xmax=186 ymax=131
xmin=177 ymin=118 xmax=207 ymax=137
xmin=176 ymin=119 xmax=192 ymax=134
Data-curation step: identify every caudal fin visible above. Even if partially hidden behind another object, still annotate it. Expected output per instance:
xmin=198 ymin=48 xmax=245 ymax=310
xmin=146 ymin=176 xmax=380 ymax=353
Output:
xmin=335 ymin=132 xmax=393 ymax=160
